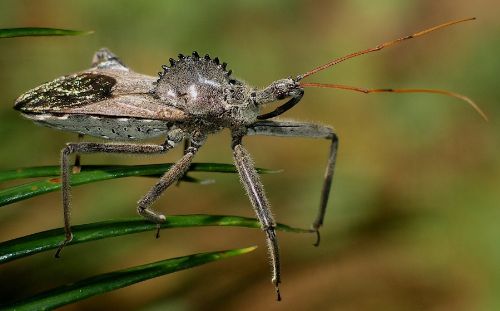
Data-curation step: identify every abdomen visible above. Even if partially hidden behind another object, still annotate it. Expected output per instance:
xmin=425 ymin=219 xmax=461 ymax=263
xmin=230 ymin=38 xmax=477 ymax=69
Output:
xmin=22 ymin=113 xmax=175 ymax=140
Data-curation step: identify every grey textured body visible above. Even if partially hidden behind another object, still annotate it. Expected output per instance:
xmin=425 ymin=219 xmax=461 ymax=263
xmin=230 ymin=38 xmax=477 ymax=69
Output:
xmin=13 ymin=19 xmax=477 ymax=301
xmin=14 ymin=50 xmax=261 ymax=140
xmin=14 ymin=67 xmax=189 ymax=141
xmin=13 ymin=48 xmax=338 ymax=301
xmin=24 ymin=113 xmax=177 ymax=140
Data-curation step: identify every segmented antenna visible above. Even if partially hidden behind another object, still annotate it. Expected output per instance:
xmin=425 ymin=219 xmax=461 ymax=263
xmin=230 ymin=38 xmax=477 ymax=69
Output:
xmin=300 ymin=83 xmax=488 ymax=121
xmin=298 ymin=17 xmax=476 ymax=80
xmin=297 ymin=17 xmax=487 ymax=120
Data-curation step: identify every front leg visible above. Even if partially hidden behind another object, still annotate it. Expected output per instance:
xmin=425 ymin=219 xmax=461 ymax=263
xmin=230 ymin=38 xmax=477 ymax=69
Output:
xmin=246 ymin=120 xmax=339 ymax=246
xmin=231 ymin=133 xmax=282 ymax=301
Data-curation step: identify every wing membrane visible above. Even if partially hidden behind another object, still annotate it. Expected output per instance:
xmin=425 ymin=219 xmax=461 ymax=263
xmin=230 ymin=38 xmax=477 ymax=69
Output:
xmin=14 ymin=69 xmax=188 ymax=121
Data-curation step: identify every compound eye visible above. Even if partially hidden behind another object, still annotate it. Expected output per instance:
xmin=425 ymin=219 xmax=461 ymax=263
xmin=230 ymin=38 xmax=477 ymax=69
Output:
xmin=276 ymin=92 xmax=286 ymax=100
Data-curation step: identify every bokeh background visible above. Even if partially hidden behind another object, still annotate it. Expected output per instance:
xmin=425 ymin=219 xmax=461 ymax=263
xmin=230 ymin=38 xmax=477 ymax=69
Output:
xmin=1 ymin=1 xmax=499 ymax=310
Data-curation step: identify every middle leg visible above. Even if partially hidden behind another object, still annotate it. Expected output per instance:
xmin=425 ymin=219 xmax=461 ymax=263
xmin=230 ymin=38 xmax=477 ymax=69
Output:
xmin=137 ymin=132 xmax=204 ymax=237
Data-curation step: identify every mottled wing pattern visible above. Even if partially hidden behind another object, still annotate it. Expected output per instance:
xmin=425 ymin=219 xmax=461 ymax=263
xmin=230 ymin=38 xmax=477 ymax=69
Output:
xmin=14 ymin=73 xmax=115 ymax=113
xmin=14 ymin=70 xmax=189 ymax=121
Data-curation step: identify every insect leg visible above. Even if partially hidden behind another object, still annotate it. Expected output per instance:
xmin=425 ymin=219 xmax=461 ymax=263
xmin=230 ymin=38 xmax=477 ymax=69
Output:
xmin=182 ymin=138 xmax=191 ymax=154
xmin=246 ymin=120 xmax=339 ymax=246
xmin=175 ymin=139 xmax=192 ymax=186
xmin=257 ymin=90 xmax=304 ymax=120
xmin=137 ymin=133 xmax=204 ymax=238
xmin=56 ymin=141 xmax=173 ymax=258
xmin=72 ymin=133 xmax=84 ymax=174
xmin=231 ymin=133 xmax=282 ymax=301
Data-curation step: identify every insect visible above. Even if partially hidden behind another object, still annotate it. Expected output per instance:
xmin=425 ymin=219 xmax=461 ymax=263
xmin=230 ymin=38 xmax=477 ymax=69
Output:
xmin=13 ymin=18 xmax=485 ymax=301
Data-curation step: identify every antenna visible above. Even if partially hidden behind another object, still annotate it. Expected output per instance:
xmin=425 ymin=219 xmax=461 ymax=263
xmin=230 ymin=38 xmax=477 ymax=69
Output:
xmin=298 ymin=17 xmax=476 ymax=80
xmin=300 ymin=82 xmax=488 ymax=121
xmin=296 ymin=18 xmax=486 ymax=120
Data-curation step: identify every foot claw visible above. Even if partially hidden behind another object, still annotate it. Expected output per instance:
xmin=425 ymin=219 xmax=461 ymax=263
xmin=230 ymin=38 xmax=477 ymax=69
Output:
xmin=155 ymin=215 xmax=166 ymax=239
xmin=55 ymin=233 xmax=73 ymax=258
xmin=54 ymin=248 xmax=62 ymax=258
xmin=155 ymin=224 xmax=161 ymax=239
xmin=272 ymin=279 xmax=282 ymax=301
xmin=313 ymin=229 xmax=321 ymax=247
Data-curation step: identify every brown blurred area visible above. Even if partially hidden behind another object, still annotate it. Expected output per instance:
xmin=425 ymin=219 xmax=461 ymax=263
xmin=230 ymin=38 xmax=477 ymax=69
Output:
xmin=1 ymin=0 xmax=499 ymax=310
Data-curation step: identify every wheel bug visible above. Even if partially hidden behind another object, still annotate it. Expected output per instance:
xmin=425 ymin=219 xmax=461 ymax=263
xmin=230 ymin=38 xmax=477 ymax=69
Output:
xmin=13 ymin=17 xmax=485 ymax=301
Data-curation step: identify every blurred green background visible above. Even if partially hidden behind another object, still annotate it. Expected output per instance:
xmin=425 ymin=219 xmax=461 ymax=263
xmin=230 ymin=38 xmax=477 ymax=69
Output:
xmin=1 ymin=0 xmax=499 ymax=310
